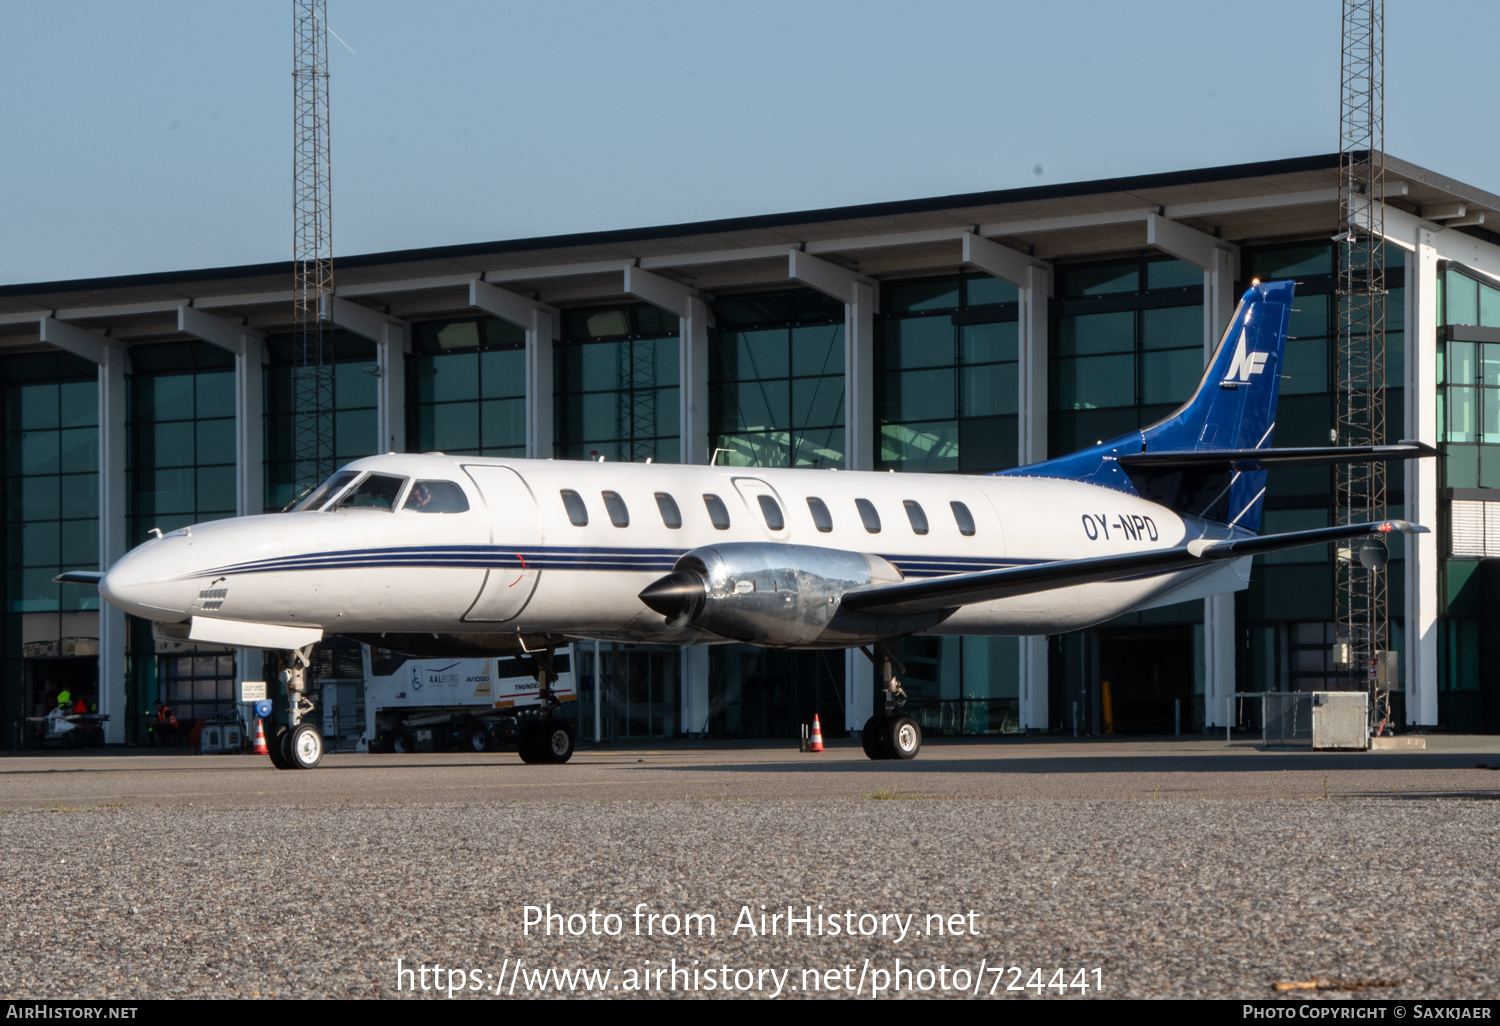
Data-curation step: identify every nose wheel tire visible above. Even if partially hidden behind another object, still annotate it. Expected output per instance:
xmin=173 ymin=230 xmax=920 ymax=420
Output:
xmin=861 ymin=716 xmax=889 ymax=760
xmin=288 ymin=722 xmax=324 ymax=769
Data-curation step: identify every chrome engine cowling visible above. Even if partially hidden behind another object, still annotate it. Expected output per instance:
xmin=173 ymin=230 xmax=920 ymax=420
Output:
xmin=638 ymin=542 xmax=946 ymax=647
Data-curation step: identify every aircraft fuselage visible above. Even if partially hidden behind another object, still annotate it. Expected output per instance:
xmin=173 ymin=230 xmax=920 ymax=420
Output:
xmin=100 ymin=452 xmax=1249 ymax=650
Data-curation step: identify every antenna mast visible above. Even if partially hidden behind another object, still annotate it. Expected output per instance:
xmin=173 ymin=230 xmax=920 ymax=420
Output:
xmin=1336 ymin=0 xmax=1389 ymax=722
xmin=292 ymin=0 xmax=334 ymax=494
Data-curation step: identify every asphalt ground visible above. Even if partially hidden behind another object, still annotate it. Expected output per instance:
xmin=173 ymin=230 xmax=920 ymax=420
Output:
xmin=3 ymin=735 xmax=1500 ymax=1001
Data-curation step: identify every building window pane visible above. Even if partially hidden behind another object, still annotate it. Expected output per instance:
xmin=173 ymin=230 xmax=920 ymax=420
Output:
xmin=1055 ymin=354 xmax=1135 ymax=409
xmin=1056 ymin=312 xmax=1133 ymax=356
xmin=1141 ymin=349 xmax=1204 ymax=405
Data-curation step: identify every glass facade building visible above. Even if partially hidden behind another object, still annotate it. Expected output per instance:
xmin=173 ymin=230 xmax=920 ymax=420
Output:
xmin=0 ymin=152 xmax=1494 ymax=747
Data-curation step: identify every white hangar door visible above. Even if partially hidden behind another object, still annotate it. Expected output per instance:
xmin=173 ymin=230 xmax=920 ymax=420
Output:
xmin=461 ymin=464 xmax=544 ymax=623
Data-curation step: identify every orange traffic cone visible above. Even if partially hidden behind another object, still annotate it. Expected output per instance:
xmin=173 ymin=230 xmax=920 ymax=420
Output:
xmin=809 ymin=714 xmax=825 ymax=753
xmin=250 ymin=718 xmax=269 ymax=755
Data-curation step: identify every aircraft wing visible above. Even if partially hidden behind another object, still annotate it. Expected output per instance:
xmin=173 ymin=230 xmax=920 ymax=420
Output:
xmin=839 ymin=520 xmax=1427 ymax=618
xmin=1117 ymin=441 xmax=1438 ymax=472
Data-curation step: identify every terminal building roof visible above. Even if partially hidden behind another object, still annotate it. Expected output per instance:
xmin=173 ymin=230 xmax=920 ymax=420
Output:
xmin=1 ymin=151 xmax=1495 ymax=352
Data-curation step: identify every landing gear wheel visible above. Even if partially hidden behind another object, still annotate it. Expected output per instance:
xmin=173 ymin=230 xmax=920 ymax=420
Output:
xmin=469 ymin=724 xmax=492 ymax=753
xmin=288 ymin=722 xmax=324 ymax=769
xmin=861 ymin=716 xmax=890 ymax=760
xmin=884 ymin=715 xmax=921 ymax=761
xmin=516 ymin=723 xmax=544 ymax=764
xmin=267 ymin=725 xmax=293 ymax=770
xmin=390 ymin=727 xmax=415 ymax=754
xmin=539 ymin=723 xmax=574 ymax=764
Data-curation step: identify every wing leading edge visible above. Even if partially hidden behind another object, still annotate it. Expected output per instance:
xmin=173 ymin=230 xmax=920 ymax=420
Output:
xmin=839 ymin=520 xmax=1427 ymax=618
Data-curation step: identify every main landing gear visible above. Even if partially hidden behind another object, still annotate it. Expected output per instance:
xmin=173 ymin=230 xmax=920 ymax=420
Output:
xmin=860 ymin=641 xmax=921 ymax=761
xmin=267 ymin=644 xmax=323 ymax=771
xmin=516 ymin=646 xmax=574 ymax=765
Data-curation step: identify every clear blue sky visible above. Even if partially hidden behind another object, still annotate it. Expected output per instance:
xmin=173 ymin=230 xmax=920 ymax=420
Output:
xmin=0 ymin=1 xmax=1492 ymax=285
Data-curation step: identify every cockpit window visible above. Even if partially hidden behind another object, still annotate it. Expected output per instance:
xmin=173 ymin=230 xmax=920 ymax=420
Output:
xmin=290 ymin=470 xmax=359 ymax=512
xmin=403 ymin=480 xmax=470 ymax=513
xmin=333 ymin=474 xmax=407 ymax=511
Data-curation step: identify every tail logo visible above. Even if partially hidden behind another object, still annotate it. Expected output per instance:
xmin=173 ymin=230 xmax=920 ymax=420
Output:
xmin=1224 ymin=336 xmax=1269 ymax=383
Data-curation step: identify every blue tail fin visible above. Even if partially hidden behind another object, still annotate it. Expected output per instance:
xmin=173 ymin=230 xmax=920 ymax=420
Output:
xmin=999 ymin=279 xmax=1294 ymax=529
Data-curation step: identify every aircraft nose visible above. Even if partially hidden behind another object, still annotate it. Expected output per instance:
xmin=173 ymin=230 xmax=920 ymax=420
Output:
xmin=99 ymin=539 xmax=196 ymax=619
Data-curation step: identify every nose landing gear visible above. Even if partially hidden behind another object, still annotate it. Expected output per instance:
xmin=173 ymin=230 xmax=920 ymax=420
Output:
xmin=266 ymin=644 xmax=322 ymax=770
xmin=516 ymin=645 xmax=574 ymax=765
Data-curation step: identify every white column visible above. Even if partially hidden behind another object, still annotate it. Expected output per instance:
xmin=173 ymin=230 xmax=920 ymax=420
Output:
xmin=1202 ymin=253 xmax=1238 ymax=725
xmin=845 ymin=649 xmax=873 ymax=732
xmin=1406 ymin=233 xmax=1440 ymax=725
xmin=527 ymin=310 xmax=555 ymax=459
xmin=1017 ymin=266 xmax=1051 ymax=730
xmin=680 ymin=297 xmax=710 ymax=466
xmin=1017 ymin=265 xmax=1050 ymax=466
xmin=234 ymin=335 xmax=265 ymax=702
xmin=1018 ymin=636 xmax=1048 ymax=732
xmin=235 ymin=337 xmax=266 ymax=516
xmin=97 ymin=347 xmax=127 ymax=744
xmin=681 ymin=646 xmax=710 ymax=736
xmin=844 ymin=282 xmax=875 ymax=471
xmin=376 ymin=323 xmax=407 ymax=454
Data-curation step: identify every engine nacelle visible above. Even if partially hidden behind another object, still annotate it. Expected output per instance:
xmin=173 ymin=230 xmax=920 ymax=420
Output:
xmin=638 ymin=542 xmax=935 ymax=647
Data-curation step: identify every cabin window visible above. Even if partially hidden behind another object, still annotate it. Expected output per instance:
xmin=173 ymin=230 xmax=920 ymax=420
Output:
xmin=951 ymin=500 xmax=976 ymax=536
xmin=292 ymin=470 xmax=359 ymax=512
xmin=404 ymin=480 xmax=471 ymax=513
xmin=855 ymin=498 xmax=881 ymax=533
xmin=602 ymin=490 xmax=630 ymax=527
xmin=655 ymin=492 xmax=682 ymax=529
xmin=703 ymin=493 xmax=731 ymax=530
xmin=333 ymin=473 xmax=407 ymax=512
xmin=757 ymin=494 xmax=785 ymax=531
xmin=806 ymin=496 xmax=833 ymax=532
xmin=904 ymin=500 xmax=929 ymax=535
xmin=561 ymin=489 xmax=588 ymax=526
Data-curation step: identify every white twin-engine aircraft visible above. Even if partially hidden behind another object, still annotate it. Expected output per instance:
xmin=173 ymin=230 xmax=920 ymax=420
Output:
xmin=67 ymin=280 xmax=1433 ymax=769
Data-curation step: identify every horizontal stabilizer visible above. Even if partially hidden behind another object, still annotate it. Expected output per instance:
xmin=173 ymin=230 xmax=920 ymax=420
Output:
xmin=840 ymin=520 xmax=1427 ymax=618
xmin=53 ymin=571 xmax=104 ymax=586
xmin=1119 ymin=441 xmax=1439 ymax=472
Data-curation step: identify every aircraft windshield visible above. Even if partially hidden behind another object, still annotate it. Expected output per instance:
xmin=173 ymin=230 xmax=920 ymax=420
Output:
xmin=290 ymin=471 xmax=360 ymax=512
xmin=332 ymin=474 xmax=408 ymax=512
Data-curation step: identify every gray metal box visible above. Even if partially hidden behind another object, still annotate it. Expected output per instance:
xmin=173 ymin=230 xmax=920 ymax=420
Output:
xmin=1311 ymin=692 xmax=1368 ymax=750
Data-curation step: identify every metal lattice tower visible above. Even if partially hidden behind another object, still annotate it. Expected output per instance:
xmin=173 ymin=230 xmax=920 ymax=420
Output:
xmin=293 ymin=0 xmax=334 ymax=495
xmin=1336 ymin=0 xmax=1388 ymax=712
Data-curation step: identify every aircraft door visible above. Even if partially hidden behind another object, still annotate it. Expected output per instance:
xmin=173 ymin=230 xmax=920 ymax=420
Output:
xmin=461 ymin=464 xmax=544 ymax=623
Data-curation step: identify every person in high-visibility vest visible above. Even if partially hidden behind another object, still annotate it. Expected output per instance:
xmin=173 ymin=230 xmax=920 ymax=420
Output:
xmin=149 ymin=700 xmax=179 ymax=746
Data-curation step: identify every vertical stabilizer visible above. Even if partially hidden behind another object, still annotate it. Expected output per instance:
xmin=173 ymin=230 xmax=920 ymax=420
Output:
xmin=999 ymin=280 xmax=1294 ymax=528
